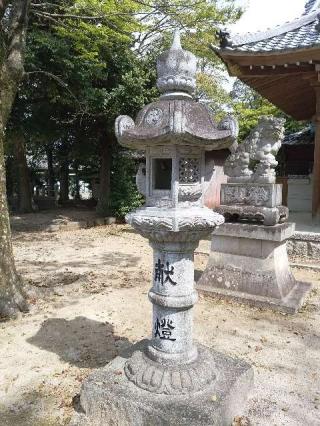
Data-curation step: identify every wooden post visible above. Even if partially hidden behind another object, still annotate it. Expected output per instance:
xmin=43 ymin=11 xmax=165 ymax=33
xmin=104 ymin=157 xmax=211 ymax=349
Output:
xmin=312 ymin=84 xmax=320 ymax=220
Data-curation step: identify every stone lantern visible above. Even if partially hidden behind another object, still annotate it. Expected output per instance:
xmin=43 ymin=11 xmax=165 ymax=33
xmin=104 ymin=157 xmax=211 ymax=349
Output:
xmin=72 ymin=32 xmax=253 ymax=426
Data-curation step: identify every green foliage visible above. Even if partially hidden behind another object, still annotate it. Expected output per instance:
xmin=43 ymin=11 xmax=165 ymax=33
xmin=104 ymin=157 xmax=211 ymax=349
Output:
xmin=230 ymin=79 xmax=307 ymax=141
xmin=7 ymin=0 xmax=243 ymax=210
xmin=11 ymin=0 xmax=160 ymax=199
xmin=109 ymin=154 xmax=144 ymax=219
xmin=196 ymin=70 xmax=231 ymax=114
xmin=138 ymin=1 xmax=242 ymax=60
xmin=233 ymin=101 xmax=279 ymax=141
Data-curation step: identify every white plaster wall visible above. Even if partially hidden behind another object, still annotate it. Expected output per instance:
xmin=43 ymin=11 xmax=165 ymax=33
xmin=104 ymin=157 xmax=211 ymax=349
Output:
xmin=287 ymin=177 xmax=312 ymax=212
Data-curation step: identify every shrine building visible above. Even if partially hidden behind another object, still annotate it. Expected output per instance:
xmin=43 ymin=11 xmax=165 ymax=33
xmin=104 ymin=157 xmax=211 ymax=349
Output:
xmin=215 ymin=0 xmax=320 ymax=220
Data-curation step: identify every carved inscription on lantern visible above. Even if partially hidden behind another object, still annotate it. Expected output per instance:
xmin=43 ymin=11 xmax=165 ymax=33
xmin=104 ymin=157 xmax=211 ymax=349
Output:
xmin=155 ymin=259 xmax=177 ymax=285
xmin=154 ymin=317 xmax=176 ymax=341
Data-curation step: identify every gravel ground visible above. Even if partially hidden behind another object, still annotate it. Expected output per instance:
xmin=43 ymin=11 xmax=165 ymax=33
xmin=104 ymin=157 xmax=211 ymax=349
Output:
xmin=0 ymin=211 xmax=319 ymax=426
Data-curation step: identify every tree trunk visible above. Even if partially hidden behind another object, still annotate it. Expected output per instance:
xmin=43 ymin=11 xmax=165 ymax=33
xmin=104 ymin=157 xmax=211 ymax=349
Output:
xmin=74 ymin=161 xmax=81 ymax=201
xmin=96 ymin=134 xmax=112 ymax=216
xmin=0 ymin=0 xmax=31 ymax=318
xmin=14 ymin=132 xmax=33 ymax=213
xmin=0 ymin=122 xmax=28 ymax=318
xmin=5 ymin=156 xmax=14 ymax=200
xmin=59 ymin=159 xmax=69 ymax=203
xmin=46 ymin=147 xmax=55 ymax=197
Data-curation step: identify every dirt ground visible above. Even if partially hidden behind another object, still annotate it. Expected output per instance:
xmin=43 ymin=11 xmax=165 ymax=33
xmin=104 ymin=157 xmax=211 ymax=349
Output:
xmin=1 ymin=210 xmax=320 ymax=426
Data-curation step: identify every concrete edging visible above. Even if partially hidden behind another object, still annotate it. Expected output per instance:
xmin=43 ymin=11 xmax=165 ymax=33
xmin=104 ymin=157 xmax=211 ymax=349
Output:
xmin=287 ymin=231 xmax=320 ymax=260
xmin=47 ymin=217 xmax=116 ymax=233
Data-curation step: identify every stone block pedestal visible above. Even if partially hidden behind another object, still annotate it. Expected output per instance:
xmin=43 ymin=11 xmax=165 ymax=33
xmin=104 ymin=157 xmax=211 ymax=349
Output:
xmin=71 ymin=340 xmax=253 ymax=426
xmin=197 ymin=222 xmax=312 ymax=314
xmin=217 ymin=183 xmax=289 ymax=226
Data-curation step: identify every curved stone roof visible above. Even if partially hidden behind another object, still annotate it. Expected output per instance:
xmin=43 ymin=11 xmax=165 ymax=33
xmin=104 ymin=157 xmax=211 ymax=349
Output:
xmin=115 ymin=99 xmax=236 ymax=150
xmin=220 ymin=0 xmax=320 ymax=53
xmin=115 ymin=32 xmax=238 ymax=151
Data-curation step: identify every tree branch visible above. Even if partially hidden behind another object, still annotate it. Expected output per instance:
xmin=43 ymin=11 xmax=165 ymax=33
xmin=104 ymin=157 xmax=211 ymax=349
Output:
xmin=31 ymin=10 xmax=132 ymax=35
xmin=33 ymin=11 xmax=105 ymax=20
xmin=30 ymin=2 xmax=58 ymax=8
xmin=25 ymin=70 xmax=82 ymax=109
xmin=33 ymin=11 xmax=68 ymax=28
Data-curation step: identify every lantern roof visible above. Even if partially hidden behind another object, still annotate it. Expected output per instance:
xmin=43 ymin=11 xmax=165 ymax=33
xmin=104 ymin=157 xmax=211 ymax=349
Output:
xmin=115 ymin=31 xmax=238 ymax=151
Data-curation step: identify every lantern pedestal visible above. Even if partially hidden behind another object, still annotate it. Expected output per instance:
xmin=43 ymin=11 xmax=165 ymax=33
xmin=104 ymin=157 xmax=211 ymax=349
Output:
xmin=71 ymin=340 xmax=253 ymax=426
xmin=71 ymin=207 xmax=253 ymax=425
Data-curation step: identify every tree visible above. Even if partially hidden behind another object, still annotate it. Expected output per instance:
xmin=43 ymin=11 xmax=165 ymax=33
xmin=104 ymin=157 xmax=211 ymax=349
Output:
xmin=230 ymin=79 xmax=306 ymax=141
xmin=12 ymin=130 xmax=33 ymax=212
xmin=22 ymin=1 xmax=241 ymax=215
xmin=0 ymin=0 xmax=31 ymax=318
xmin=6 ymin=100 xmax=35 ymax=213
xmin=0 ymin=0 xmax=242 ymax=318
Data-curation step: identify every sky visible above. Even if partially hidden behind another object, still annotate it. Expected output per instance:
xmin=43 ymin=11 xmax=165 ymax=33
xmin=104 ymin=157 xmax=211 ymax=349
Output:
xmin=231 ymin=0 xmax=306 ymax=34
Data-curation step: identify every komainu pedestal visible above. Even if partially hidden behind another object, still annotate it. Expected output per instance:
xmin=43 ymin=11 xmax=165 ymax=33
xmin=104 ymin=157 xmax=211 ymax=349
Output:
xmin=218 ymin=183 xmax=288 ymax=226
xmin=198 ymin=217 xmax=311 ymax=314
xmin=198 ymin=116 xmax=311 ymax=314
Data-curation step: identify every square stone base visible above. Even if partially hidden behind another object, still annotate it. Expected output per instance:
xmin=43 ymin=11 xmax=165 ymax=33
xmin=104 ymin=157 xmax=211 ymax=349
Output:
xmin=71 ymin=340 xmax=253 ymax=426
xmin=197 ymin=222 xmax=312 ymax=314
xmin=197 ymin=281 xmax=312 ymax=315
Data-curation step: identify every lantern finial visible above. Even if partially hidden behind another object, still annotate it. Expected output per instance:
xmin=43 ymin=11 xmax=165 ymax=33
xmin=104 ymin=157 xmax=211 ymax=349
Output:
xmin=156 ymin=30 xmax=197 ymax=98
xmin=171 ymin=29 xmax=182 ymax=49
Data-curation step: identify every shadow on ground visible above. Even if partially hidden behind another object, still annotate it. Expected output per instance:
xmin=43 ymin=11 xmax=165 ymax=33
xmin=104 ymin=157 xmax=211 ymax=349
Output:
xmin=27 ymin=316 xmax=131 ymax=368
xmin=10 ymin=207 xmax=98 ymax=233
xmin=0 ymin=392 xmax=58 ymax=426
xmin=22 ymin=252 xmax=141 ymax=276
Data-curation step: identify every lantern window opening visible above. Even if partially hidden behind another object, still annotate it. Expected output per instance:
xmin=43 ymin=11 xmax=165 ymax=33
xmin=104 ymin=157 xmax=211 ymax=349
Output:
xmin=152 ymin=158 xmax=173 ymax=191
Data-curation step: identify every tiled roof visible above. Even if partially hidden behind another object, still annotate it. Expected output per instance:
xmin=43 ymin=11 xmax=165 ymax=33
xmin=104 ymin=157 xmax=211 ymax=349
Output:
xmin=304 ymin=0 xmax=318 ymax=14
xmin=221 ymin=1 xmax=320 ymax=53
xmin=230 ymin=20 xmax=320 ymax=53
xmin=283 ymin=127 xmax=314 ymax=146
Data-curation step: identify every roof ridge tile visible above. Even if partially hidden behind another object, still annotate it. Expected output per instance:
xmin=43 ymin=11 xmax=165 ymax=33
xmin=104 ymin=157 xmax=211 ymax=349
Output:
xmin=228 ymin=0 xmax=320 ymax=47
xmin=229 ymin=11 xmax=319 ymax=47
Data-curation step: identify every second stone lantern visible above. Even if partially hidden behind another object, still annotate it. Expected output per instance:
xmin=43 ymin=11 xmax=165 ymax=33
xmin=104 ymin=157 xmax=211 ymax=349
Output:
xmin=72 ymin=32 xmax=253 ymax=426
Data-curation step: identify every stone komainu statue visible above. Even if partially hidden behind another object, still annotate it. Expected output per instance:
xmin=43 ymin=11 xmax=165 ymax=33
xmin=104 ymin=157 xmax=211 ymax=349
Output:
xmin=224 ymin=115 xmax=285 ymax=184
xmin=218 ymin=115 xmax=288 ymax=226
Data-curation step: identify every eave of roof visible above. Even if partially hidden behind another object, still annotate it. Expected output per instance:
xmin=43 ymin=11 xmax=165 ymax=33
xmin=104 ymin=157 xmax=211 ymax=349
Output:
xmin=215 ymin=1 xmax=320 ymax=121
xmin=214 ymin=45 xmax=320 ymax=68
